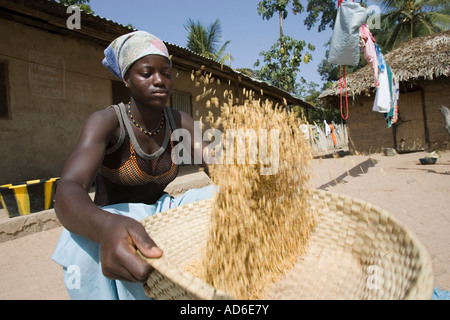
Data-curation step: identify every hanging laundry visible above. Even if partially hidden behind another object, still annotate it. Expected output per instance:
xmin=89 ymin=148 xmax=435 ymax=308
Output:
xmin=329 ymin=124 xmax=338 ymax=148
xmin=385 ymin=72 xmax=400 ymax=128
xmin=332 ymin=121 xmax=340 ymax=135
xmin=329 ymin=1 xmax=369 ymax=120
xmin=392 ymin=77 xmax=400 ymax=124
xmin=299 ymin=124 xmax=310 ymax=141
xmin=329 ymin=2 xmax=368 ymax=120
xmin=440 ymin=106 xmax=450 ymax=135
xmin=374 ymin=43 xmax=385 ymax=73
xmin=373 ymin=65 xmax=391 ymax=113
xmin=373 ymin=63 xmax=400 ymax=128
xmin=329 ymin=2 xmax=369 ymax=66
xmin=338 ymin=0 xmax=356 ymax=9
xmin=360 ymin=24 xmax=379 ymax=87
xmin=324 ymin=120 xmax=331 ymax=137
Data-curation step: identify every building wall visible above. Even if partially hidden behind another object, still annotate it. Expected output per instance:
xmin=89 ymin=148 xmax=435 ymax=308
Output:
xmin=421 ymin=77 xmax=450 ymax=151
xmin=0 ymin=17 xmax=290 ymax=185
xmin=344 ymin=76 xmax=450 ymax=155
xmin=172 ymin=68 xmax=233 ymax=125
xmin=346 ymin=95 xmax=395 ymax=155
xmin=0 ymin=18 xmax=113 ymax=184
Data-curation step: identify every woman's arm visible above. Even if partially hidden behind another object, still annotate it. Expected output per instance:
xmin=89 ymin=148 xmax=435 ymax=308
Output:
xmin=55 ymin=109 xmax=162 ymax=282
xmin=55 ymin=110 xmax=113 ymax=240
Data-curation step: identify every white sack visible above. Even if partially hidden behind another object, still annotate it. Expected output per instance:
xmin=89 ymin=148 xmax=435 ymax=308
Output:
xmin=329 ymin=2 xmax=369 ymax=66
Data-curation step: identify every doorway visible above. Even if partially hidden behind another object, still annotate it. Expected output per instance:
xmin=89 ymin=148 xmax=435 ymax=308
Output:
xmin=395 ymin=90 xmax=427 ymax=152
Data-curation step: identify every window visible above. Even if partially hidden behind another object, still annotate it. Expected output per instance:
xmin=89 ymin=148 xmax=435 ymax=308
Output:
xmin=0 ymin=61 xmax=10 ymax=119
xmin=171 ymin=90 xmax=191 ymax=115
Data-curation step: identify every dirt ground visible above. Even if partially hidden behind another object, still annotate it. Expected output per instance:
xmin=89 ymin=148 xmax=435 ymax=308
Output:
xmin=0 ymin=150 xmax=448 ymax=300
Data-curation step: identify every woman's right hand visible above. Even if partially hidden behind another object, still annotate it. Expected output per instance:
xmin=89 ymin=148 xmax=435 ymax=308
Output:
xmin=98 ymin=213 xmax=163 ymax=283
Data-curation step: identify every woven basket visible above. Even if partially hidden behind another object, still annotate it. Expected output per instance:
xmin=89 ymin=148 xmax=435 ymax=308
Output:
xmin=139 ymin=189 xmax=434 ymax=300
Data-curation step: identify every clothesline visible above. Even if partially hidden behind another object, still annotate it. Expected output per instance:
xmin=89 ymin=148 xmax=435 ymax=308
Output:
xmin=329 ymin=1 xmax=400 ymax=127
xmin=360 ymin=24 xmax=399 ymax=128
xmin=300 ymin=122 xmax=349 ymax=153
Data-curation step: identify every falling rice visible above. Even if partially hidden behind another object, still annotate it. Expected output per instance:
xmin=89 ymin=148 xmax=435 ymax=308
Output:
xmin=186 ymin=94 xmax=316 ymax=299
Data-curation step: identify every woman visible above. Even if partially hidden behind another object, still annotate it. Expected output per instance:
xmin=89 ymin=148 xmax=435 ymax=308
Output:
xmin=52 ymin=31 xmax=214 ymax=300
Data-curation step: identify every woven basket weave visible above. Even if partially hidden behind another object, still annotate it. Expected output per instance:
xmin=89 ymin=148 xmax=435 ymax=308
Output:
xmin=139 ymin=189 xmax=434 ymax=300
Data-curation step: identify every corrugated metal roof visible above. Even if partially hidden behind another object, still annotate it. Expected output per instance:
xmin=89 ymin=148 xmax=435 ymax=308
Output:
xmin=1 ymin=0 xmax=313 ymax=109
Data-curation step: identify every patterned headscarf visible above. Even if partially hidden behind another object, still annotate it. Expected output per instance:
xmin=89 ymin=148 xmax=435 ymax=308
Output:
xmin=102 ymin=31 xmax=170 ymax=80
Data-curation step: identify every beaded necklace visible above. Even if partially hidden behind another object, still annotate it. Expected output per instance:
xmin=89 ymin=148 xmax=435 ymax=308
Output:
xmin=127 ymin=102 xmax=165 ymax=136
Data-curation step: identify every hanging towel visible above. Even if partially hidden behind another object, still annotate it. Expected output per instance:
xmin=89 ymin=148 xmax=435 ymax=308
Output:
xmin=329 ymin=124 xmax=338 ymax=147
xmin=332 ymin=121 xmax=340 ymax=135
xmin=393 ymin=76 xmax=399 ymax=123
xmin=360 ymin=24 xmax=379 ymax=87
xmin=373 ymin=66 xmax=391 ymax=113
xmin=329 ymin=2 xmax=369 ymax=66
xmin=324 ymin=120 xmax=331 ymax=137
xmin=384 ymin=67 xmax=401 ymax=128
xmin=440 ymin=105 xmax=450 ymax=135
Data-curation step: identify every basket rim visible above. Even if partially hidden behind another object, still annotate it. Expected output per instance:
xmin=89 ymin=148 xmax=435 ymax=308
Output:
xmin=139 ymin=189 xmax=434 ymax=300
xmin=312 ymin=189 xmax=434 ymax=300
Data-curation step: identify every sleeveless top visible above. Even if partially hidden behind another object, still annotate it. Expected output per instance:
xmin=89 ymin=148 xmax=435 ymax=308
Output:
xmin=94 ymin=103 xmax=179 ymax=206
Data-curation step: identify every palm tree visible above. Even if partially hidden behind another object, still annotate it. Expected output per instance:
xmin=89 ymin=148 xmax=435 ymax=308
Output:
xmin=184 ymin=18 xmax=232 ymax=65
xmin=374 ymin=0 xmax=450 ymax=52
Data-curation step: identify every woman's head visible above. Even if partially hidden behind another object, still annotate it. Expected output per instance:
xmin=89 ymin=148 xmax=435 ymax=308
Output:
xmin=103 ymin=31 xmax=171 ymax=81
xmin=124 ymin=54 xmax=173 ymax=109
xmin=103 ymin=31 xmax=173 ymax=108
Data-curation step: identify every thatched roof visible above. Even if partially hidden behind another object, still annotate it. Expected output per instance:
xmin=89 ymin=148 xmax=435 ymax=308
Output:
xmin=319 ymin=30 xmax=450 ymax=105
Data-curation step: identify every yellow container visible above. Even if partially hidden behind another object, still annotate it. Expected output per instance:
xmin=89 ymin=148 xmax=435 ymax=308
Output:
xmin=0 ymin=178 xmax=60 ymax=218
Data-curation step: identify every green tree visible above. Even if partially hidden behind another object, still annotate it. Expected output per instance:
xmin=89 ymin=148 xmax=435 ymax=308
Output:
xmin=58 ymin=0 xmax=94 ymax=14
xmin=184 ymin=18 xmax=232 ymax=65
xmin=257 ymin=0 xmax=305 ymax=69
xmin=317 ymin=42 xmax=367 ymax=85
xmin=292 ymin=81 xmax=341 ymax=124
xmin=304 ymin=0 xmax=339 ymax=32
xmin=257 ymin=0 xmax=304 ymax=38
xmin=255 ymin=0 xmax=315 ymax=94
xmin=373 ymin=0 xmax=450 ymax=52
xmin=304 ymin=0 xmax=368 ymax=32
xmin=255 ymin=36 xmax=314 ymax=93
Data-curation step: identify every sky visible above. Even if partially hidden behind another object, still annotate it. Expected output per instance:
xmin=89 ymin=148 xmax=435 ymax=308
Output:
xmin=88 ymin=0 xmax=379 ymax=88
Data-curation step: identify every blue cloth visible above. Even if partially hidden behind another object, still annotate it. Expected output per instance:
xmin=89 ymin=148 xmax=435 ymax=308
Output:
xmin=374 ymin=44 xmax=386 ymax=73
xmin=51 ymin=185 xmax=216 ymax=300
xmin=433 ymin=287 xmax=450 ymax=300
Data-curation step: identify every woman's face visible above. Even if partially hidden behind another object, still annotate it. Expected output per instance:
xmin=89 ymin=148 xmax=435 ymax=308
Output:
xmin=124 ymin=55 xmax=173 ymax=109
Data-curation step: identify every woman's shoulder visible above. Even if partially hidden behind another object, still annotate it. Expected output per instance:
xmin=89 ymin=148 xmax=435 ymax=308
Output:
xmin=88 ymin=106 xmax=119 ymax=125
xmin=81 ymin=106 xmax=121 ymax=142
